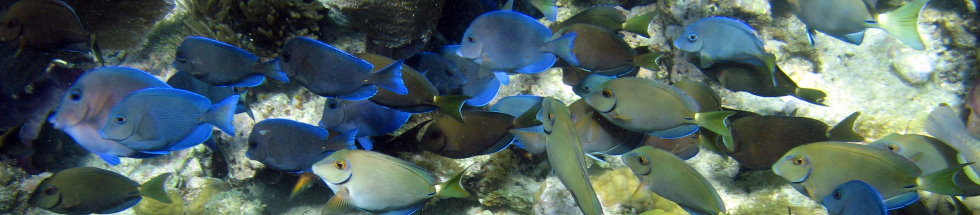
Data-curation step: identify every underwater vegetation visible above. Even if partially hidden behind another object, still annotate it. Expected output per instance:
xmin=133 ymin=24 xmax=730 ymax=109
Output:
xmin=0 ymin=0 xmax=976 ymax=214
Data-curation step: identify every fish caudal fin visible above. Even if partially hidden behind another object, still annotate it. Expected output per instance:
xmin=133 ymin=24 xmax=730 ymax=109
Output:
xmin=140 ymin=173 xmax=173 ymax=204
xmin=549 ymin=32 xmax=580 ymax=66
xmin=290 ymin=172 xmax=316 ymax=200
xmin=206 ymin=95 xmax=239 ymax=136
xmin=926 ymin=105 xmax=980 ymax=185
xmin=793 ymin=87 xmax=827 ymax=106
xmin=370 ymin=60 xmax=409 ymax=95
xmin=876 ymin=0 xmax=929 ymax=50
xmin=437 ymin=165 xmax=472 ymax=199
xmin=255 ymin=59 xmax=289 ymax=83
xmin=917 ymin=163 xmax=980 ymax=196
xmin=633 ymin=52 xmax=661 ymax=71
xmin=464 ymin=76 xmax=500 ymax=106
xmin=514 ymin=102 xmax=544 ymax=128
xmin=510 ymin=128 xmax=547 ymax=154
xmin=624 ymin=11 xmax=657 ymax=37
xmin=435 ymin=95 xmax=470 ymax=123
xmin=761 ymin=53 xmax=778 ymax=86
xmin=529 ymin=0 xmax=557 ymax=21
xmin=694 ymin=111 xmax=735 ymax=137
xmin=828 ymin=112 xmax=865 ymax=142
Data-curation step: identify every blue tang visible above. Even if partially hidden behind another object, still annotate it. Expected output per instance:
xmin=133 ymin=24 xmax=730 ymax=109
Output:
xmin=48 ymin=67 xmax=170 ymax=165
xmin=674 ymin=17 xmax=778 ymax=85
xmin=100 ymin=88 xmax=237 ymax=154
xmin=822 ymin=180 xmax=887 ymax=215
xmin=458 ymin=10 xmax=579 ymax=74
xmin=319 ymin=98 xmax=411 ymax=150
xmin=166 ymin=71 xmax=252 ymax=118
xmin=247 ymin=118 xmax=355 ymax=172
xmin=278 ymin=37 xmax=407 ymax=100
xmin=174 ymin=36 xmax=287 ymax=87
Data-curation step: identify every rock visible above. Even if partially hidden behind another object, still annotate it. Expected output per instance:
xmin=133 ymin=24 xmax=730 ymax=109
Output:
xmin=890 ymin=49 xmax=936 ymax=86
xmin=320 ymin=0 xmax=446 ymax=59
xmin=64 ymin=0 xmax=174 ymax=50
xmin=0 ymin=160 xmax=28 ymax=214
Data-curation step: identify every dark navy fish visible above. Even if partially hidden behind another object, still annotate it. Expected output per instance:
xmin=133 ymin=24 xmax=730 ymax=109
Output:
xmin=48 ymin=67 xmax=170 ymax=165
xmin=822 ymin=180 xmax=888 ymax=215
xmin=320 ymin=98 xmax=410 ymax=150
xmin=100 ymin=88 xmax=237 ymax=154
xmin=418 ymin=45 xmax=503 ymax=106
xmin=279 ymin=37 xmax=407 ymax=100
xmin=173 ymin=36 xmax=287 ymax=87
xmin=247 ymin=118 xmax=356 ymax=172
xmin=166 ymin=71 xmax=253 ymax=118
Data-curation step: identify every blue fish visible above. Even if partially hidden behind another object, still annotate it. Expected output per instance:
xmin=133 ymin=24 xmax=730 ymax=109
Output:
xmin=174 ymin=36 xmax=287 ymax=87
xmin=48 ymin=67 xmax=171 ymax=165
xmin=247 ymin=119 xmax=355 ymax=172
xmin=822 ymin=180 xmax=888 ymax=215
xmin=415 ymin=52 xmax=467 ymax=95
xmin=279 ymin=37 xmax=407 ymax=100
xmin=166 ymin=71 xmax=253 ymax=118
xmin=417 ymin=45 xmax=503 ymax=106
xmin=458 ymin=10 xmax=578 ymax=74
xmin=673 ymin=17 xmax=777 ymax=85
xmin=319 ymin=98 xmax=411 ymax=150
xmin=100 ymin=88 xmax=237 ymax=154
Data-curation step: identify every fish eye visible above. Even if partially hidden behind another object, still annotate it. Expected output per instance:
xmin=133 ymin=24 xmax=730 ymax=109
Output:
xmin=687 ymin=34 xmax=698 ymax=42
xmin=638 ymin=156 xmax=649 ymax=165
xmin=334 ymin=160 xmax=348 ymax=170
xmin=68 ymin=89 xmax=82 ymax=101
xmin=601 ymin=89 xmax=614 ymax=98
xmin=428 ymin=131 xmax=441 ymax=139
xmin=832 ymin=190 xmax=842 ymax=200
xmin=886 ymin=144 xmax=899 ymax=152
xmin=327 ymin=100 xmax=338 ymax=109
xmin=792 ymin=156 xmax=807 ymax=166
xmin=44 ymin=187 xmax=58 ymax=195
xmin=175 ymin=51 xmax=186 ymax=63
xmin=466 ymin=36 xmax=475 ymax=43
xmin=281 ymin=52 xmax=291 ymax=63
xmin=547 ymin=113 xmax=555 ymax=121
xmin=115 ymin=115 xmax=127 ymax=124
xmin=248 ymin=140 xmax=257 ymax=149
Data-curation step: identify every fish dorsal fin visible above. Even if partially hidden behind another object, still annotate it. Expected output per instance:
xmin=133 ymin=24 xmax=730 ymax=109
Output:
xmin=828 ymin=112 xmax=865 ymax=142
xmin=502 ymin=0 xmax=515 ymax=11
xmin=862 ymin=0 xmax=879 ymax=16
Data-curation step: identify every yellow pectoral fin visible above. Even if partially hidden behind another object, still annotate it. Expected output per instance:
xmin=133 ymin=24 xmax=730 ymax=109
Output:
xmin=290 ymin=172 xmax=316 ymax=200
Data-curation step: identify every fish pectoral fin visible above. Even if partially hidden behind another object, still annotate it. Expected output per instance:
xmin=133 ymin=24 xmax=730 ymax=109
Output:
xmin=610 ymin=112 xmax=631 ymax=122
xmin=806 ymin=27 xmax=817 ymax=46
xmin=290 ymin=172 xmax=316 ymax=200
xmin=698 ymin=53 xmax=715 ymax=68
xmin=322 ymin=188 xmax=355 ymax=214
xmin=628 ymin=181 xmax=652 ymax=207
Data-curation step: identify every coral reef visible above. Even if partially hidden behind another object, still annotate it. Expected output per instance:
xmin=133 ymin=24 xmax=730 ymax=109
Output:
xmin=320 ymin=0 xmax=447 ymax=59
xmin=179 ymin=0 xmax=326 ymax=57
xmin=64 ymin=0 xmax=174 ymax=50
xmin=0 ymin=160 xmax=29 ymax=214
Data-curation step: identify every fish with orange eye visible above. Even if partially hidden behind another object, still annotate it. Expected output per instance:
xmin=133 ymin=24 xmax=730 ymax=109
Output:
xmin=623 ymin=146 xmax=726 ymax=215
xmin=0 ymin=0 xmax=89 ymax=55
xmin=312 ymin=149 xmax=469 ymax=215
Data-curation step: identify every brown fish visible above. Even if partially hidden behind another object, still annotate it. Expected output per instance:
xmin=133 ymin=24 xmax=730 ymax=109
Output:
xmin=702 ymin=61 xmax=826 ymax=106
xmin=411 ymin=111 xmax=535 ymax=159
xmin=555 ymin=24 xmax=659 ymax=76
xmin=0 ymin=0 xmax=88 ymax=53
xmin=725 ymin=112 xmax=863 ymax=170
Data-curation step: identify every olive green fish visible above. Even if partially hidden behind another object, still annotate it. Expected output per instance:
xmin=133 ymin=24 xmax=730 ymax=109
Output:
xmin=508 ymin=98 xmax=646 ymax=155
xmin=540 ymin=97 xmax=603 ymax=215
xmin=870 ymin=133 xmax=980 ymax=196
xmin=926 ymin=104 xmax=980 ymax=187
xmin=358 ymin=53 xmax=469 ymax=122
xmin=788 ymin=0 xmax=930 ymax=50
xmin=703 ymin=61 xmax=826 ymax=106
xmin=584 ymin=77 xmax=733 ymax=139
xmin=411 ymin=111 xmax=534 ymax=159
xmin=623 ymin=146 xmax=725 ymax=215
xmin=29 ymin=167 xmax=171 ymax=214
xmin=555 ymin=24 xmax=659 ymax=76
xmin=550 ymin=6 xmax=658 ymax=37
xmin=772 ymin=141 xmax=961 ymax=209
xmin=312 ymin=149 xmax=469 ymax=215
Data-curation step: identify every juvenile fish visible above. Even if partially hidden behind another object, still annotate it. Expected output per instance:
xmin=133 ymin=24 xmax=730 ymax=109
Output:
xmin=821 ymin=180 xmax=887 ymax=215
xmin=674 ymin=17 xmax=778 ymax=85
xmin=48 ymin=67 xmax=170 ymax=165
xmin=358 ymin=53 xmax=469 ymax=122
xmin=459 ymin=10 xmax=579 ymax=74
xmin=247 ymin=118 xmax=355 ymax=172
xmin=319 ymin=98 xmax=410 ymax=150
xmin=624 ymin=146 xmax=726 ymax=215
xmin=100 ymin=88 xmax=237 ymax=154
xmin=29 ymin=167 xmax=172 ymax=214
xmin=174 ymin=36 xmax=287 ymax=87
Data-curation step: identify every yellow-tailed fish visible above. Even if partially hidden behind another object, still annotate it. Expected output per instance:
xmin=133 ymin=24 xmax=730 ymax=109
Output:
xmin=358 ymin=53 xmax=469 ymax=122
xmin=539 ymin=97 xmax=603 ymax=215
xmin=703 ymin=61 xmax=826 ymax=106
xmin=312 ymin=149 xmax=469 ymax=215
xmin=584 ymin=77 xmax=733 ymax=139
xmin=727 ymin=112 xmax=862 ymax=170
xmin=869 ymin=134 xmax=980 ymax=196
xmin=788 ymin=0 xmax=930 ymax=50
xmin=623 ymin=146 xmax=725 ymax=215
xmin=29 ymin=167 xmax=171 ymax=214
xmin=555 ymin=24 xmax=659 ymax=76
xmin=925 ymin=104 xmax=980 ymax=192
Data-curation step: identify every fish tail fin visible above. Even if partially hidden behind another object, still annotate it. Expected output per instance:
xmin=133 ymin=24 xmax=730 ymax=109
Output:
xmin=828 ymin=112 xmax=865 ymax=142
xmin=694 ymin=111 xmax=735 ymax=137
xmin=370 ymin=60 xmax=408 ymax=95
xmin=206 ymin=95 xmax=239 ymax=136
xmin=510 ymin=128 xmax=547 ymax=154
xmin=925 ymin=105 xmax=973 ymax=150
xmin=437 ymin=165 xmax=472 ymax=199
xmin=793 ymin=87 xmax=827 ymax=106
xmin=549 ymin=32 xmax=580 ymax=66
xmin=917 ymin=162 xmax=976 ymax=196
xmin=290 ymin=172 xmax=316 ymax=200
xmin=255 ymin=59 xmax=289 ymax=83
xmin=632 ymin=52 xmax=661 ymax=71
xmin=464 ymin=76 xmax=500 ymax=106
xmin=761 ymin=53 xmax=778 ymax=86
xmin=530 ymin=0 xmax=557 ymax=21
xmin=434 ymin=95 xmax=470 ymax=123
xmin=876 ymin=0 xmax=929 ymax=50
xmin=140 ymin=173 xmax=173 ymax=204
xmin=514 ymin=102 xmax=543 ymax=128
xmin=624 ymin=11 xmax=657 ymax=37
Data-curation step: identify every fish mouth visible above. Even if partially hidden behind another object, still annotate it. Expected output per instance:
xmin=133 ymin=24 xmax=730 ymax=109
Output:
xmin=789 ymin=167 xmax=812 ymax=184
xmin=331 ymin=173 xmax=352 ymax=186
xmin=595 ymin=100 xmax=617 ymax=114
